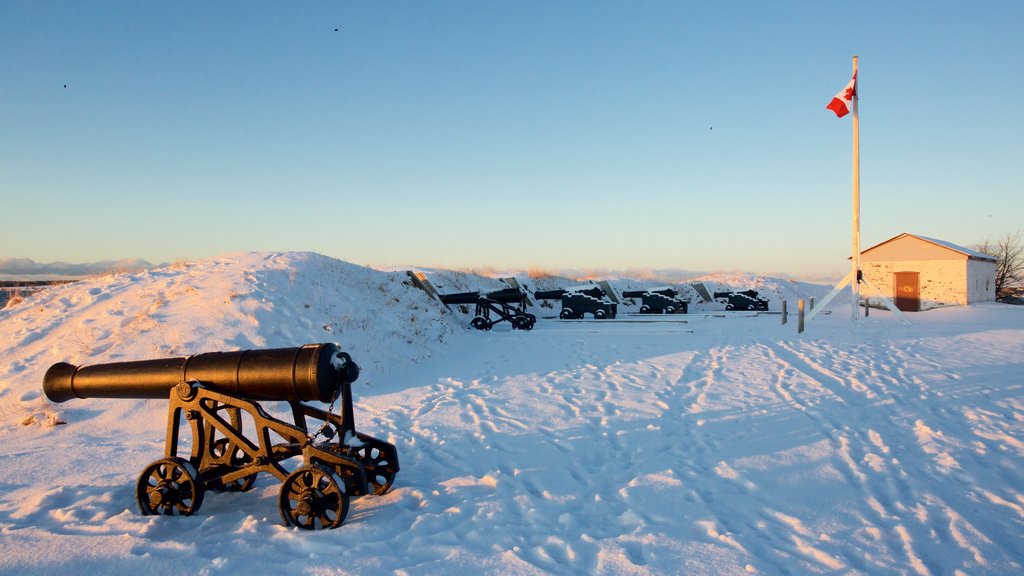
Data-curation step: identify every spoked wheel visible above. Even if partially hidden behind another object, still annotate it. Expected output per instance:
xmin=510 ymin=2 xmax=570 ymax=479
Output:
xmin=207 ymin=438 xmax=257 ymax=492
xmin=347 ymin=444 xmax=398 ymax=495
xmin=279 ymin=467 xmax=349 ymax=530
xmin=470 ymin=316 xmax=492 ymax=330
xmin=512 ymin=315 xmax=534 ymax=330
xmin=136 ymin=457 xmax=205 ymax=516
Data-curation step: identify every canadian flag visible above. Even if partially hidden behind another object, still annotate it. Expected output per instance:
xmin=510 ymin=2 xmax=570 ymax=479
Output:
xmin=826 ymin=71 xmax=857 ymax=118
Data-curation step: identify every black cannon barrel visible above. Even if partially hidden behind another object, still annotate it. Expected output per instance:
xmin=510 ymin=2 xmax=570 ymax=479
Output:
xmin=621 ymin=290 xmax=646 ymax=298
xmin=438 ymin=291 xmax=482 ymax=305
xmin=576 ymin=287 xmax=606 ymax=298
xmin=485 ymin=288 xmax=524 ymax=304
xmin=534 ymin=289 xmax=567 ymax=300
xmin=43 ymin=343 xmax=357 ymax=404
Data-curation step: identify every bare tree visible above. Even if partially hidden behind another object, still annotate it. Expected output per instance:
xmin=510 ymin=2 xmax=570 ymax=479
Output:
xmin=974 ymin=229 xmax=1024 ymax=300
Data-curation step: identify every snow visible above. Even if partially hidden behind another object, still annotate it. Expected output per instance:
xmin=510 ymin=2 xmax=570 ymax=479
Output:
xmin=2 ymin=251 xmax=1023 ymax=575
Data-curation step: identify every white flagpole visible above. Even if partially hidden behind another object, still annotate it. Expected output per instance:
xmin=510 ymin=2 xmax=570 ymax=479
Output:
xmin=851 ymin=55 xmax=861 ymax=323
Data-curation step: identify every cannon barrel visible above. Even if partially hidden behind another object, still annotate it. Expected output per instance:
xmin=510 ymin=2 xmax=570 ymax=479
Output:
xmin=43 ymin=343 xmax=357 ymax=404
xmin=438 ymin=288 xmax=525 ymax=305
xmin=714 ymin=290 xmax=760 ymax=298
xmin=621 ymin=290 xmax=646 ymax=298
xmin=534 ymin=289 xmax=567 ymax=300
xmin=438 ymin=291 xmax=482 ymax=305
xmin=485 ymin=288 xmax=525 ymax=304
xmin=576 ymin=287 xmax=606 ymax=298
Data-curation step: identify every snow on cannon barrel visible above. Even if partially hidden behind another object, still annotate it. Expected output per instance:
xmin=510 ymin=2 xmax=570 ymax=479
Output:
xmin=535 ymin=285 xmax=617 ymax=320
xmin=438 ymin=287 xmax=536 ymax=330
xmin=621 ymin=288 xmax=689 ymax=314
xmin=713 ymin=290 xmax=769 ymax=311
xmin=42 ymin=343 xmax=399 ymax=530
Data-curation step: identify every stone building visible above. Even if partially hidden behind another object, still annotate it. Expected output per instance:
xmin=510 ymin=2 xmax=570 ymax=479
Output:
xmin=860 ymin=233 xmax=996 ymax=311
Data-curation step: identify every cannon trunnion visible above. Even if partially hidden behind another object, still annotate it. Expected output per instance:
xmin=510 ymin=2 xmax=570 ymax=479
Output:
xmin=43 ymin=343 xmax=399 ymax=530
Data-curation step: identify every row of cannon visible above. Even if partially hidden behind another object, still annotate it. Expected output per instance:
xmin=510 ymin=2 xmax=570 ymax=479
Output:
xmin=438 ymin=285 xmax=769 ymax=330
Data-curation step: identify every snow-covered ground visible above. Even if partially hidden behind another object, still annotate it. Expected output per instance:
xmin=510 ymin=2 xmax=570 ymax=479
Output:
xmin=1 ymin=252 xmax=1022 ymax=575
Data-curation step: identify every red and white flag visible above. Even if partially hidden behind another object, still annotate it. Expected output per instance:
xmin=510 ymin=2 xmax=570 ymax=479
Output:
xmin=826 ymin=71 xmax=857 ymax=118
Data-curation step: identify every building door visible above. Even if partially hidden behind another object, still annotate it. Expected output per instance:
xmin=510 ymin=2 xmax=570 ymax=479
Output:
xmin=894 ymin=272 xmax=920 ymax=312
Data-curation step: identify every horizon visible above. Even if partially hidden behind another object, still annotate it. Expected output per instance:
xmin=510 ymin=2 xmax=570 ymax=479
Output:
xmin=0 ymin=253 xmax=845 ymax=285
xmin=2 ymin=2 xmax=1021 ymax=277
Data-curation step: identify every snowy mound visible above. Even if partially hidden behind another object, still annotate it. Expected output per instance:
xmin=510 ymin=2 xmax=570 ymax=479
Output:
xmin=0 ymin=252 xmax=452 ymax=428
xmin=687 ymin=272 xmax=828 ymax=305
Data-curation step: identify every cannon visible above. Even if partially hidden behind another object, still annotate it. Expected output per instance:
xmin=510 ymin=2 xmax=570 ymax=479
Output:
xmin=535 ymin=286 xmax=617 ymax=320
xmin=42 ymin=343 xmax=399 ymax=530
xmin=713 ymin=290 xmax=769 ymax=311
xmin=438 ymin=287 xmax=536 ymax=330
xmin=621 ymin=287 xmax=689 ymax=314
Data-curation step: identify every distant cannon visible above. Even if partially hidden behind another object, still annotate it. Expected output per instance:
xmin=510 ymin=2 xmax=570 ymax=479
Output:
xmin=535 ymin=286 xmax=617 ymax=320
xmin=43 ymin=344 xmax=399 ymax=530
xmin=713 ymin=290 xmax=769 ymax=311
xmin=439 ymin=287 xmax=536 ymax=330
xmin=621 ymin=288 xmax=689 ymax=314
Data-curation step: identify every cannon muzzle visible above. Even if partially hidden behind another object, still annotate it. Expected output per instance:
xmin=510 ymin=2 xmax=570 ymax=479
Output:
xmin=43 ymin=343 xmax=357 ymax=404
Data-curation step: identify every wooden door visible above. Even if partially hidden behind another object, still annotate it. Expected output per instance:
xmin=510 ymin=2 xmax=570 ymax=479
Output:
xmin=894 ymin=272 xmax=920 ymax=312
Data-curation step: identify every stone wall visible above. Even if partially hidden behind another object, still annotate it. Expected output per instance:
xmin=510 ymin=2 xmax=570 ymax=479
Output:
xmin=966 ymin=259 xmax=997 ymax=303
xmin=862 ymin=259 xmax=967 ymax=309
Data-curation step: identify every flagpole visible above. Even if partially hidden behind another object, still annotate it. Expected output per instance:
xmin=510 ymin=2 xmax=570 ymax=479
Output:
xmin=851 ymin=55 xmax=861 ymax=323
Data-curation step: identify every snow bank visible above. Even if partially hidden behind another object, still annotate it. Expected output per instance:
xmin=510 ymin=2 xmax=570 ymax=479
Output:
xmin=0 ymin=252 xmax=453 ymax=429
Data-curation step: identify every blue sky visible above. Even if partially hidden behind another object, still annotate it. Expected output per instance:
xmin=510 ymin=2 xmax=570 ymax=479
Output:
xmin=2 ymin=1 xmax=1021 ymax=279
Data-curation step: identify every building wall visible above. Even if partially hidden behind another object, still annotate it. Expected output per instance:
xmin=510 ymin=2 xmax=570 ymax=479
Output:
xmin=862 ymin=259 xmax=968 ymax=309
xmin=966 ymin=259 xmax=997 ymax=303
